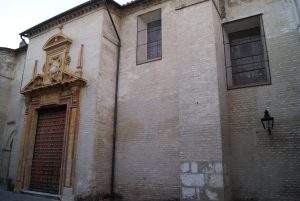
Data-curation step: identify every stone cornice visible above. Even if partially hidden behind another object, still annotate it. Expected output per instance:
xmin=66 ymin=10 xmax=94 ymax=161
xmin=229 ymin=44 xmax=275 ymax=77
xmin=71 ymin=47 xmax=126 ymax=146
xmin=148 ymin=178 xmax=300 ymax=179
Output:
xmin=20 ymin=0 xmax=121 ymax=38
xmin=19 ymin=0 xmax=168 ymax=38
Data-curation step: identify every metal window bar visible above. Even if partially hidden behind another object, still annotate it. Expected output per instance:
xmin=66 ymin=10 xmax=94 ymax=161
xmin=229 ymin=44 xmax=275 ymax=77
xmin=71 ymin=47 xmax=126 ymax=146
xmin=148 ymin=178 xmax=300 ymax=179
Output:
xmin=226 ymin=60 xmax=269 ymax=69
xmin=137 ymin=27 xmax=161 ymax=34
xmin=147 ymin=21 xmax=161 ymax=60
xmin=137 ymin=36 xmax=161 ymax=58
xmin=229 ymin=38 xmax=262 ymax=47
xmin=147 ymin=41 xmax=162 ymax=59
xmin=230 ymin=53 xmax=264 ymax=61
xmin=138 ymin=40 xmax=161 ymax=47
xmin=137 ymin=29 xmax=161 ymax=45
xmin=137 ymin=29 xmax=161 ymax=47
xmin=224 ymin=36 xmax=267 ymax=62
xmin=224 ymin=36 xmax=269 ymax=68
xmin=136 ymin=41 xmax=162 ymax=64
xmin=224 ymin=35 xmax=266 ymax=45
xmin=137 ymin=18 xmax=161 ymax=64
xmin=230 ymin=66 xmax=267 ymax=75
xmin=225 ymin=36 xmax=270 ymax=87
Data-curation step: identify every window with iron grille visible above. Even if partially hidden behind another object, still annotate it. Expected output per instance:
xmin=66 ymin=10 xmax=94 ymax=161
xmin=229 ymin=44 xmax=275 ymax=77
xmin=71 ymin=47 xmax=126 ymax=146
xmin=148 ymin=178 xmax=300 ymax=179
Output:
xmin=223 ymin=15 xmax=271 ymax=89
xmin=137 ymin=9 xmax=162 ymax=65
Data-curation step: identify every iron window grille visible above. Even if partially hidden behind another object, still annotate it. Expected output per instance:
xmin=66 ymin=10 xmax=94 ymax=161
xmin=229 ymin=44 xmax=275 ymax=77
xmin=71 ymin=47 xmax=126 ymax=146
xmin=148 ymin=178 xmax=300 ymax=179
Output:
xmin=223 ymin=15 xmax=271 ymax=89
xmin=137 ymin=9 xmax=162 ymax=65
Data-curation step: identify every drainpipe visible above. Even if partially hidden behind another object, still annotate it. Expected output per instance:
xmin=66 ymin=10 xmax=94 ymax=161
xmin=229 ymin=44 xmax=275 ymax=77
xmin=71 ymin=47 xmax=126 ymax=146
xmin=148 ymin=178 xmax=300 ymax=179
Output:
xmin=104 ymin=0 xmax=121 ymax=198
xmin=294 ymin=0 xmax=300 ymax=33
xmin=19 ymin=35 xmax=28 ymax=93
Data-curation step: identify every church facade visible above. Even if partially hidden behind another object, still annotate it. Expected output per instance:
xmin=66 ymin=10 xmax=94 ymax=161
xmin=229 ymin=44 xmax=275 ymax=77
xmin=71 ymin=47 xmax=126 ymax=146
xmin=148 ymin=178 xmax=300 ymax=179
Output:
xmin=0 ymin=0 xmax=300 ymax=201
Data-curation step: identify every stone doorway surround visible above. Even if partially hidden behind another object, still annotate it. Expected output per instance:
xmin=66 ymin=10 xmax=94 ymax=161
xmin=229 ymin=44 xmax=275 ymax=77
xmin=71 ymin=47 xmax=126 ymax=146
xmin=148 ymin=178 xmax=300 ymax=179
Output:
xmin=15 ymin=33 xmax=86 ymax=199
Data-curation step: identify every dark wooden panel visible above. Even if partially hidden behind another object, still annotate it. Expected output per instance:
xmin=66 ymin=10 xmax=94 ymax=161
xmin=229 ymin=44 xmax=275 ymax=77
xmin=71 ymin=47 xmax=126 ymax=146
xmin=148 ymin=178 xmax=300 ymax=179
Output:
xmin=29 ymin=106 xmax=66 ymax=194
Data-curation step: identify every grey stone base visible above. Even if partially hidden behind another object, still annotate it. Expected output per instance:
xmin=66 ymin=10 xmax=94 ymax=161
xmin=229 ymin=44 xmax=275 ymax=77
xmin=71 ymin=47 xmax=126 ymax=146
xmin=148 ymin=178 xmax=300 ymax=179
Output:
xmin=180 ymin=161 xmax=224 ymax=201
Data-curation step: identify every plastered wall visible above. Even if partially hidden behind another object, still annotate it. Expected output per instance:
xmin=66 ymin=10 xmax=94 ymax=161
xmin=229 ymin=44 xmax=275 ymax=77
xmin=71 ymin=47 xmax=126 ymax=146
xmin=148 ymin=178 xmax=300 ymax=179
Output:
xmin=3 ymin=52 xmax=27 ymax=183
xmin=92 ymin=9 xmax=120 ymax=197
xmin=116 ymin=1 xmax=180 ymax=200
xmin=0 ymin=50 xmax=15 ymax=160
xmin=0 ymin=49 xmax=17 ymax=183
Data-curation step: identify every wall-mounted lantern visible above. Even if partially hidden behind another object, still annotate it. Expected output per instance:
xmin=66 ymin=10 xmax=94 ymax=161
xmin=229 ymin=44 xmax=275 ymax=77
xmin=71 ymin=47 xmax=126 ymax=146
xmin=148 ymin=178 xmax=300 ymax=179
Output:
xmin=261 ymin=110 xmax=274 ymax=135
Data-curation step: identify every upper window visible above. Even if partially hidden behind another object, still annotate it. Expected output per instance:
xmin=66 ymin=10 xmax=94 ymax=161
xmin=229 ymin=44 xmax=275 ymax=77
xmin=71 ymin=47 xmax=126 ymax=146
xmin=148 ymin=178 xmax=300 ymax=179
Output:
xmin=137 ymin=9 xmax=162 ymax=65
xmin=223 ymin=15 xmax=271 ymax=89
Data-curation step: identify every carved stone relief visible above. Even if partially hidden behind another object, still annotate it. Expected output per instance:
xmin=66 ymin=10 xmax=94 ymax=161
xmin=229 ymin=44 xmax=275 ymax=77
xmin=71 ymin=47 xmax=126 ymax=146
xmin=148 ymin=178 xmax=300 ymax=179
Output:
xmin=22 ymin=33 xmax=85 ymax=95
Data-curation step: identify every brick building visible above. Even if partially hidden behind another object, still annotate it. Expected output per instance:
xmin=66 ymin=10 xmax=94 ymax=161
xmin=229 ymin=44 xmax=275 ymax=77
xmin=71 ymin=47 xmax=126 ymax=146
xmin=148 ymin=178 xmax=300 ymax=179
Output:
xmin=0 ymin=0 xmax=299 ymax=201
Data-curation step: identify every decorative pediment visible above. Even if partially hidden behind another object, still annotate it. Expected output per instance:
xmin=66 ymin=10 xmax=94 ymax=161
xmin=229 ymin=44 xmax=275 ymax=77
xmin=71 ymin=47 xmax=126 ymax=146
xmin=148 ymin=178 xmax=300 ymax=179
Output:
xmin=43 ymin=33 xmax=72 ymax=51
xmin=21 ymin=33 xmax=85 ymax=95
xmin=21 ymin=70 xmax=86 ymax=95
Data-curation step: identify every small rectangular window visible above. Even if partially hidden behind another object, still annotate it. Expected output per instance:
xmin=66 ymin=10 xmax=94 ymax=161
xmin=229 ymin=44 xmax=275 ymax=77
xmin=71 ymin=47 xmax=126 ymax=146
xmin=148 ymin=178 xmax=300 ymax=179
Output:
xmin=137 ymin=9 xmax=162 ymax=65
xmin=223 ymin=15 xmax=271 ymax=89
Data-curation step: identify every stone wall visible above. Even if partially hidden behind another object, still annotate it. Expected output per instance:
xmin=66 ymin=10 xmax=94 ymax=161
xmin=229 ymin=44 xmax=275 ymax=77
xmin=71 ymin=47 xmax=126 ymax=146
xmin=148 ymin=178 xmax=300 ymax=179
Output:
xmin=4 ymin=51 xmax=27 ymax=184
xmin=176 ymin=1 xmax=226 ymax=201
xmin=0 ymin=48 xmax=16 ymax=183
xmin=212 ymin=3 xmax=231 ymax=200
xmin=0 ymin=50 xmax=15 ymax=136
xmin=93 ymin=8 xmax=120 ymax=197
xmin=224 ymin=0 xmax=300 ymax=201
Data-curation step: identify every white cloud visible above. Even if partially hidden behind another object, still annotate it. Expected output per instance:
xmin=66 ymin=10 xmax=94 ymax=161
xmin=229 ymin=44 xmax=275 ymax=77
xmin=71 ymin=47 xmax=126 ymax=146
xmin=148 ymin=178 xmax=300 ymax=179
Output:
xmin=0 ymin=0 xmax=131 ymax=49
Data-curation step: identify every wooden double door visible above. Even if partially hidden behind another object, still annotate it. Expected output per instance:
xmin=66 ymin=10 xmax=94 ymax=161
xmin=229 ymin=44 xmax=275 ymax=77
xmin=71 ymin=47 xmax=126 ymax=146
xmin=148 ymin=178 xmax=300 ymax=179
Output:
xmin=29 ymin=106 xmax=66 ymax=194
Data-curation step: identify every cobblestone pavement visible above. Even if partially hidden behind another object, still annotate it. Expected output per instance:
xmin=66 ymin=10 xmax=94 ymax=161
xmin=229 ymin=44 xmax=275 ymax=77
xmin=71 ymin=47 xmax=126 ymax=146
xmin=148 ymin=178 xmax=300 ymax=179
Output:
xmin=0 ymin=189 xmax=58 ymax=201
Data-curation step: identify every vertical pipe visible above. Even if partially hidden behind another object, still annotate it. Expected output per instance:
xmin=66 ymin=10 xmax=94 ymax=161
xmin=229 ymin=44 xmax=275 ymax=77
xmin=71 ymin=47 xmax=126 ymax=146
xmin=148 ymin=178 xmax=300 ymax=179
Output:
xmin=104 ymin=0 xmax=121 ymax=198
xmin=294 ymin=0 xmax=300 ymax=32
xmin=19 ymin=35 xmax=27 ymax=93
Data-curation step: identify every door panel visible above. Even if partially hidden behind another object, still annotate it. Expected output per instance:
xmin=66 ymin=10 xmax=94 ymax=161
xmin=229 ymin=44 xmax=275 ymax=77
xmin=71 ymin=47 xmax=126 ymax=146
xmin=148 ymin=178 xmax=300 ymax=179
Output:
xmin=29 ymin=106 xmax=66 ymax=194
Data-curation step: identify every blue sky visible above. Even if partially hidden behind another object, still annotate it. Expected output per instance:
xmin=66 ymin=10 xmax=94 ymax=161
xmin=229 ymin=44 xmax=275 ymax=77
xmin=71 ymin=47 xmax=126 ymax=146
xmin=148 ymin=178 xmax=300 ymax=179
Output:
xmin=0 ymin=0 xmax=131 ymax=48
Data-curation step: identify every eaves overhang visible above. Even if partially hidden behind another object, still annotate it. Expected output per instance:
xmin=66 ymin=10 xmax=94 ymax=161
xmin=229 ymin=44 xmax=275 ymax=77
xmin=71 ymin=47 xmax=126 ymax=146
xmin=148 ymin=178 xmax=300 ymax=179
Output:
xmin=19 ymin=0 xmax=162 ymax=38
xmin=19 ymin=0 xmax=120 ymax=38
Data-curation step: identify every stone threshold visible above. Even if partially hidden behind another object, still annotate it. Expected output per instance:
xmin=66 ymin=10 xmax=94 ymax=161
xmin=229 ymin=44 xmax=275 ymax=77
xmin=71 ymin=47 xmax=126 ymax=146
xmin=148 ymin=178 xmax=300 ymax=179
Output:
xmin=21 ymin=190 xmax=61 ymax=200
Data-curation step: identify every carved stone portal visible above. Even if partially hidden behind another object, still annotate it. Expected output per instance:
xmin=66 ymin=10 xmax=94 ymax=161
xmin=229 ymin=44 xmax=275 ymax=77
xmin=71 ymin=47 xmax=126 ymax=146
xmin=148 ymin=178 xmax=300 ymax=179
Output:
xmin=16 ymin=33 xmax=86 ymax=195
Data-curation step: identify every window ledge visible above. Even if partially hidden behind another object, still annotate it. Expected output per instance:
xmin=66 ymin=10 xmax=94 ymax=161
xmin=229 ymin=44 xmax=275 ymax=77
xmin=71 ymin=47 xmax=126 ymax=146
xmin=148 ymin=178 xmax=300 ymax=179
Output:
xmin=136 ymin=57 xmax=162 ymax=66
xmin=227 ymin=81 xmax=271 ymax=90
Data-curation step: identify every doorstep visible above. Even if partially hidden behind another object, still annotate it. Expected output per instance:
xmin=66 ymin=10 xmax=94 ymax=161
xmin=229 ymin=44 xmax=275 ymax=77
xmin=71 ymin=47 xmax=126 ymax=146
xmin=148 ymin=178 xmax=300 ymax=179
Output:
xmin=21 ymin=190 xmax=61 ymax=200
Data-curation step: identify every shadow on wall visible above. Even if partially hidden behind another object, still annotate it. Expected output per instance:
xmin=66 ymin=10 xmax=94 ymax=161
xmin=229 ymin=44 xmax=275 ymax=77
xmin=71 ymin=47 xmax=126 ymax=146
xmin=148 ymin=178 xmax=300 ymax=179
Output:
xmin=1 ymin=129 xmax=15 ymax=191
xmin=75 ymin=193 xmax=121 ymax=201
xmin=74 ymin=192 xmax=179 ymax=201
xmin=233 ymin=199 xmax=258 ymax=201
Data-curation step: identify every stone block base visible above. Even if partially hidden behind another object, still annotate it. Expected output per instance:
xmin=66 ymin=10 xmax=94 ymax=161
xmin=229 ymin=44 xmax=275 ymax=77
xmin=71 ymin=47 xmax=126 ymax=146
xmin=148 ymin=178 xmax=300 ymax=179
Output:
xmin=180 ymin=161 xmax=224 ymax=201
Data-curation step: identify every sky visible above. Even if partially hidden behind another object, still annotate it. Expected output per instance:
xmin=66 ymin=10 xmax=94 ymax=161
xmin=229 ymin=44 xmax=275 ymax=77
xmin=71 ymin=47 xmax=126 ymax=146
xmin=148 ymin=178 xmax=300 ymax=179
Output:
xmin=0 ymin=0 xmax=131 ymax=49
